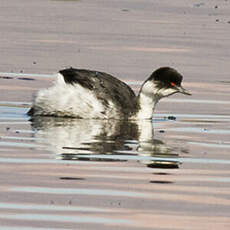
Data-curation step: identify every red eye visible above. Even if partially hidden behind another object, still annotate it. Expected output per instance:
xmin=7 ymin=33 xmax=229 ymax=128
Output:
xmin=170 ymin=82 xmax=175 ymax=87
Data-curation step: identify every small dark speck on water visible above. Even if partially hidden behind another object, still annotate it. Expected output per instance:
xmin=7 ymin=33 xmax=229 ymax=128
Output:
xmin=150 ymin=180 xmax=173 ymax=184
xmin=168 ymin=116 xmax=176 ymax=120
xmin=147 ymin=163 xmax=179 ymax=169
xmin=193 ymin=3 xmax=205 ymax=7
xmin=6 ymin=127 xmax=10 ymax=131
xmin=0 ymin=76 xmax=13 ymax=79
xmin=18 ymin=77 xmax=35 ymax=81
xmin=122 ymin=9 xmax=129 ymax=12
xmin=15 ymin=131 xmax=20 ymax=134
xmin=216 ymin=19 xmax=219 ymax=22
xmin=181 ymin=148 xmax=189 ymax=154
xmin=59 ymin=177 xmax=85 ymax=180
xmin=153 ymin=172 xmax=171 ymax=175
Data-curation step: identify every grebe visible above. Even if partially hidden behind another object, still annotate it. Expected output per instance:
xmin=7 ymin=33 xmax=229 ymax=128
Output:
xmin=28 ymin=67 xmax=191 ymax=119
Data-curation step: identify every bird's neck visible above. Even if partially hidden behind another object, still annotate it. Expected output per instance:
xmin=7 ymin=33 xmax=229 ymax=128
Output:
xmin=132 ymin=93 xmax=158 ymax=119
xmin=130 ymin=81 xmax=161 ymax=120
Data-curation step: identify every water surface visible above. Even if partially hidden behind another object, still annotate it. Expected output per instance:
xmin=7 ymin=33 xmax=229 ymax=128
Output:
xmin=0 ymin=84 xmax=230 ymax=230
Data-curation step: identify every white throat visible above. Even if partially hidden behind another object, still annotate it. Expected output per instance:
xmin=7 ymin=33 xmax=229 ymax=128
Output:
xmin=132 ymin=81 xmax=160 ymax=120
xmin=134 ymin=94 xmax=157 ymax=119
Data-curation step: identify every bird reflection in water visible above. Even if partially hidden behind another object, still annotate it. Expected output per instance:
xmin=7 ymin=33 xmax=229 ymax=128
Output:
xmin=31 ymin=117 xmax=182 ymax=169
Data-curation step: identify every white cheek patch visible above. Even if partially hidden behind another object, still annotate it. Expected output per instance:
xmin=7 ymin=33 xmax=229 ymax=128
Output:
xmin=157 ymin=87 xmax=178 ymax=97
xmin=141 ymin=81 xmax=178 ymax=98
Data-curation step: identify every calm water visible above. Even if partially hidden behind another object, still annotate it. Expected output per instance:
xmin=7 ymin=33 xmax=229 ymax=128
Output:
xmin=0 ymin=99 xmax=230 ymax=229
xmin=1 ymin=0 xmax=230 ymax=227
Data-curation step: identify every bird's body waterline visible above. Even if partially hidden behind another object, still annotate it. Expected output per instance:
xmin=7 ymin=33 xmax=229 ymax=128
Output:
xmin=28 ymin=67 xmax=191 ymax=120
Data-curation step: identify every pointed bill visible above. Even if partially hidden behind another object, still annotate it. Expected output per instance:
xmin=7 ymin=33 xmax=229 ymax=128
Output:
xmin=176 ymin=86 xmax=191 ymax=95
